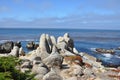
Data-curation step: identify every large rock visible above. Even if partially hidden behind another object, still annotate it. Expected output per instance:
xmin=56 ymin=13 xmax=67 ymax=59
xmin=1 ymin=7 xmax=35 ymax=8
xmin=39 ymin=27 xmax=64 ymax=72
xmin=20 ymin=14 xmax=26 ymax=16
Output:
xmin=34 ymin=74 xmax=44 ymax=80
xmin=21 ymin=60 xmax=32 ymax=73
xmin=63 ymin=33 xmax=74 ymax=52
xmin=0 ymin=41 xmax=14 ymax=53
xmin=37 ymin=47 xmax=50 ymax=60
xmin=70 ymin=64 xmax=83 ymax=77
xmin=33 ymin=57 xmax=42 ymax=65
xmin=57 ymin=41 xmax=68 ymax=50
xmin=21 ymin=61 xmax=32 ymax=69
xmin=50 ymin=36 xmax=56 ymax=45
xmin=43 ymin=68 xmax=63 ymax=80
xmin=57 ymin=33 xmax=74 ymax=52
xmin=19 ymin=47 xmax=25 ymax=56
xmin=46 ymin=34 xmax=52 ymax=52
xmin=32 ymin=64 xmax=48 ymax=75
xmin=9 ymin=46 xmax=19 ymax=57
xmin=57 ymin=36 xmax=64 ymax=43
xmin=39 ymin=34 xmax=51 ymax=53
xmin=43 ymin=46 xmax=63 ymax=69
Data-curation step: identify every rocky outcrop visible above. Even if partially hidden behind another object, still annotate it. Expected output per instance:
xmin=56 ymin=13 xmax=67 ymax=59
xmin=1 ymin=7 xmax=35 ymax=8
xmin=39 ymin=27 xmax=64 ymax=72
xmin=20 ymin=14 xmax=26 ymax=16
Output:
xmin=16 ymin=33 xmax=119 ymax=80
xmin=0 ymin=41 xmax=22 ymax=53
xmin=93 ymin=48 xmax=115 ymax=54
xmin=0 ymin=41 xmax=14 ymax=53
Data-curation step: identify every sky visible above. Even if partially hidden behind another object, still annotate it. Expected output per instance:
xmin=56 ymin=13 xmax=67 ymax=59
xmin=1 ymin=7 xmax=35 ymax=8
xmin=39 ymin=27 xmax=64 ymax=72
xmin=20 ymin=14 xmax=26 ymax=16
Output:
xmin=0 ymin=0 xmax=120 ymax=29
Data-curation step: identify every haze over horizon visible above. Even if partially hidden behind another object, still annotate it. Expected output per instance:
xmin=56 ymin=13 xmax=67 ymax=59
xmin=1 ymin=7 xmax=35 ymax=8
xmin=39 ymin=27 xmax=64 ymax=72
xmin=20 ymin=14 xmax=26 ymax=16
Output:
xmin=0 ymin=0 xmax=120 ymax=30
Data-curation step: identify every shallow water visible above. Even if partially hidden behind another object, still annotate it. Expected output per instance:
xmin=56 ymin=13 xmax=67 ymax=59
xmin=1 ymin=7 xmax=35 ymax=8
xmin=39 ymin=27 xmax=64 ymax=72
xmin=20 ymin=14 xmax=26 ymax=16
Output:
xmin=0 ymin=28 xmax=120 ymax=67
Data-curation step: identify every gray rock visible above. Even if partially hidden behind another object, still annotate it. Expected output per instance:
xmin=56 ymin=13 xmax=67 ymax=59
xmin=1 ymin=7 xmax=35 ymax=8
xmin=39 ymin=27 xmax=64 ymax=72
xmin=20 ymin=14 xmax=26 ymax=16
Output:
xmin=39 ymin=51 xmax=50 ymax=60
xmin=32 ymin=65 xmax=48 ymax=75
xmin=0 ymin=41 xmax=14 ymax=53
xmin=21 ymin=60 xmax=32 ymax=73
xmin=57 ymin=36 xmax=64 ymax=43
xmin=63 ymin=33 xmax=74 ymax=52
xmin=46 ymin=34 xmax=52 ymax=52
xmin=9 ymin=46 xmax=19 ymax=57
xmin=19 ymin=47 xmax=25 ymax=56
xmin=83 ymin=68 xmax=94 ymax=76
xmin=39 ymin=34 xmax=51 ymax=53
xmin=57 ymin=41 xmax=68 ymax=50
xmin=65 ymin=77 xmax=78 ymax=80
xmin=21 ymin=61 xmax=32 ymax=69
xmin=70 ymin=64 xmax=83 ymax=77
xmin=34 ymin=74 xmax=44 ymax=80
xmin=43 ymin=68 xmax=63 ymax=80
xmin=33 ymin=57 xmax=42 ymax=65
xmin=50 ymin=36 xmax=56 ymax=45
xmin=43 ymin=46 xmax=63 ymax=69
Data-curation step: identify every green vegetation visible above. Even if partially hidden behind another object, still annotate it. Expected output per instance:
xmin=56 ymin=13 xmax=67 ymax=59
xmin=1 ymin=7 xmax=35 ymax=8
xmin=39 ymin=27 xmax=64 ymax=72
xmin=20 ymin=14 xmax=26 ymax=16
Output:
xmin=0 ymin=56 xmax=35 ymax=80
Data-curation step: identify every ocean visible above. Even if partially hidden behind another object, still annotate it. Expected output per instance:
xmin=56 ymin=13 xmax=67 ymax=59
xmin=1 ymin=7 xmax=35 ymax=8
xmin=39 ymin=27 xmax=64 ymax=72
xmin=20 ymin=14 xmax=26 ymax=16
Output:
xmin=0 ymin=28 xmax=120 ymax=67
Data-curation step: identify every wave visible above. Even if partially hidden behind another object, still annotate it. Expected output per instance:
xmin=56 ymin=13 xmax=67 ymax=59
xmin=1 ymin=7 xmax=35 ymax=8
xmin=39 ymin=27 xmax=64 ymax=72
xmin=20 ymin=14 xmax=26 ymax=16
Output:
xmin=73 ymin=36 xmax=120 ymax=42
xmin=0 ymin=39 xmax=38 ymax=43
xmin=102 ymin=54 xmax=113 ymax=58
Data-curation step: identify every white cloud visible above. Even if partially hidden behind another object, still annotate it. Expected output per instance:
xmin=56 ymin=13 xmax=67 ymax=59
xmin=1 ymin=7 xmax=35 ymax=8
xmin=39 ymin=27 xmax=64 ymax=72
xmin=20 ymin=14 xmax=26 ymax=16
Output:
xmin=0 ymin=14 xmax=120 ymax=30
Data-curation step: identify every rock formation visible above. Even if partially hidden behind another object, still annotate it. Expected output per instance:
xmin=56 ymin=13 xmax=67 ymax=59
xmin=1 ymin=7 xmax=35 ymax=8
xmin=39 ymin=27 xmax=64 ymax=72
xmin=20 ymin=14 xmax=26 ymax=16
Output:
xmin=1 ymin=33 xmax=118 ymax=80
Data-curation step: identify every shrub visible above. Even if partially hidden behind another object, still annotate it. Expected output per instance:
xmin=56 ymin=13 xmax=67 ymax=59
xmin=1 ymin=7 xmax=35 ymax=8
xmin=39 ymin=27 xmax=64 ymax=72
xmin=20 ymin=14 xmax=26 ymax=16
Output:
xmin=0 ymin=56 xmax=35 ymax=80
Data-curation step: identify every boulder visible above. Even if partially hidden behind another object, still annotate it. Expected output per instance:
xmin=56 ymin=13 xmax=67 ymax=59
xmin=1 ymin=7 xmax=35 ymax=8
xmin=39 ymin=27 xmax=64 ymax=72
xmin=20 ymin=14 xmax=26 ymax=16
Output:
xmin=19 ymin=47 xmax=25 ymax=56
xmin=21 ymin=60 xmax=32 ymax=73
xmin=33 ymin=57 xmax=41 ymax=65
xmin=61 ymin=49 xmax=75 ymax=56
xmin=32 ymin=64 xmax=48 ymax=75
xmin=46 ymin=34 xmax=52 ymax=51
xmin=63 ymin=33 xmax=74 ymax=52
xmin=34 ymin=74 xmax=44 ymax=80
xmin=39 ymin=34 xmax=51 ymax=53
xmin=9 ymin=46 xmax=19 ymax=57
xmin=65 ymin=77 xmax=78 ymax=80
xmin=0 ymin=41 xmax=14 ymax=53
xmin=95 ymin=48 xmax=115 ymax=54
xmin=43 ymin=68 xmax=63 ymax=80
xmin=50 ymin=36 xmax=56 ymax=45
xmin=21 ymin=61 xmax=32 ymax=69
xmin=43 ymin=46 xmax=63 ymax=69
xmin=70 ymin=64 xmax=83 ymax=77
xmin=57 ymin=36 xmax=64 ymax=43
xmin=57 ymin=41 xmax=68 ymax=50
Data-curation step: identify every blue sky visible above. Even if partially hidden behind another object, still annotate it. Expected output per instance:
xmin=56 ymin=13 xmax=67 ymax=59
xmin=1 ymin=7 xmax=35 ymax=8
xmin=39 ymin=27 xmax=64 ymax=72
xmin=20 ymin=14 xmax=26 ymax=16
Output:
xmin=0 ymin=0 xmax=120 ymax=29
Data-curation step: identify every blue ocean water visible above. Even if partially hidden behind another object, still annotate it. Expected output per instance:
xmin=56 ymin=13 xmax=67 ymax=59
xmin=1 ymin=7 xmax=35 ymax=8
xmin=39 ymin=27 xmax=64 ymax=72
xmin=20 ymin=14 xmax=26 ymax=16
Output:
xmin=0 ymin=28 xmax=120 ymax=67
